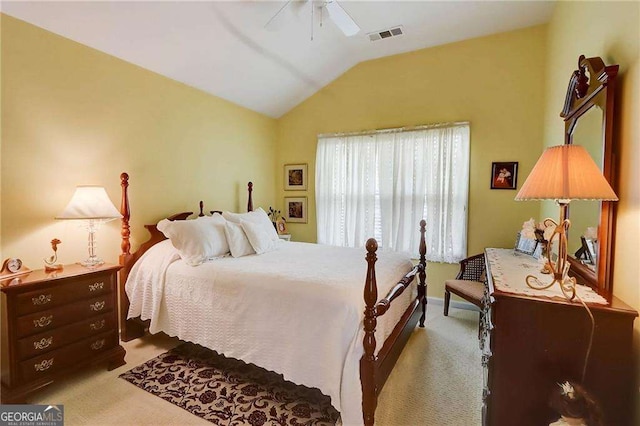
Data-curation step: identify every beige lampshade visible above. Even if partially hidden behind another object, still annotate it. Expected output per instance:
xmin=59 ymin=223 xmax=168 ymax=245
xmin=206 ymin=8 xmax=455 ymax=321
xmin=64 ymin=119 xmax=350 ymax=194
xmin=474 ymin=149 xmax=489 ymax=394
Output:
xmin=515 ymin=145 xmax=618 ymax=201
xmin=56 ymin=186 xmax=122 ymax=220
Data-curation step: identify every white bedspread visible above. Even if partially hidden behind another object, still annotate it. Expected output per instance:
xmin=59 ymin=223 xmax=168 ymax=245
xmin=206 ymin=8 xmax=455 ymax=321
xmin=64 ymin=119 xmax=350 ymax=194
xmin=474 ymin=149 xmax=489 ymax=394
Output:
xmin=126 ymin=240 xmax=417 ymax=425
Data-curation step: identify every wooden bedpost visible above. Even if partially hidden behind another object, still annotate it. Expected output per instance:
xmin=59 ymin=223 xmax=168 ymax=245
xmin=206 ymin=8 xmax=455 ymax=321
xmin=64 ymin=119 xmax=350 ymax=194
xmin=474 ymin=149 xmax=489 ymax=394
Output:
xmin=120 ymin=173 xmax=130 ymax=258
xmin=118 ymin=172 xmax=144 ymax=342
xmin=418 ymin=219 xmax=427 ymax=327
xmin=361 ymin=238 xmax=378 ymax=426
xmin=247 ymin=182 xmax=253 ymax=212
xmin=198 ymin=201 xmax=205 ymax=217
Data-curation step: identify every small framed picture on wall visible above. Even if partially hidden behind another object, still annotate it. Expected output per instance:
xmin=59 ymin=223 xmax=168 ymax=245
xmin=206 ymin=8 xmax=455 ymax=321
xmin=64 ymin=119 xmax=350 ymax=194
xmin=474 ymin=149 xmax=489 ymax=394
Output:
xmin=284 ymin=164 xmax=308 ymax=191
xmin=285 ymin=197 xmax=307 ymax=223
xmin=490 ymin=162 xmax=518 ymax=190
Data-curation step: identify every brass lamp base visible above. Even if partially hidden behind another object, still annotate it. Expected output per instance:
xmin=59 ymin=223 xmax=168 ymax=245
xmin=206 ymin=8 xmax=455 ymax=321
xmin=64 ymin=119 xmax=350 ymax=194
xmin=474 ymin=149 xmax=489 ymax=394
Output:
xmin=526 ymin=274 xmax=577 ymax=300
xmin=525 ymin=201 xmax=577 ymax=301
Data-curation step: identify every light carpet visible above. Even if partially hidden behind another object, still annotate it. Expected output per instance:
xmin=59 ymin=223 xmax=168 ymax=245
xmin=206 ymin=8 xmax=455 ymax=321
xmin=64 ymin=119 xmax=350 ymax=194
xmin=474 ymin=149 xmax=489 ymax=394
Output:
xmin=29 ymin=307 xmax=482 ymax=425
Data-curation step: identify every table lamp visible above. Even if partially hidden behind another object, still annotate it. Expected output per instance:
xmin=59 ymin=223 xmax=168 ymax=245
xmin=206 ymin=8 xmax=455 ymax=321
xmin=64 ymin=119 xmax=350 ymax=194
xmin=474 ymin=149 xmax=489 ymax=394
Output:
xmin=56 ymin=185 xmax=122 ymax=267
xmin=515 ymin=145 xmax=617 ymax=300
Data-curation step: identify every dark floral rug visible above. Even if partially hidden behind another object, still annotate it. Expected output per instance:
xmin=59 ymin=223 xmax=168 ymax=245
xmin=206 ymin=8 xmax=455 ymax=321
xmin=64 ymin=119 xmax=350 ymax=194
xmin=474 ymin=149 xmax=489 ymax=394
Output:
xmin=119 ymin=343 xmax=339 ymax=425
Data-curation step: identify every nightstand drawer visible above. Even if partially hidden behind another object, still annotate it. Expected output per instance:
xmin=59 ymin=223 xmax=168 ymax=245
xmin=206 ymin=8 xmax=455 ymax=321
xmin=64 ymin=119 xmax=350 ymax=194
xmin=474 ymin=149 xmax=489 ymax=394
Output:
xmin=17 ymin=313 xmax=115 ymax=360
xmin=20 ymin=330 xmax=118 ymax=382
xmin=17 ymin=294 xmax=114 ymax=338
xmin=15 ymin=273 xmax=113 ymax=315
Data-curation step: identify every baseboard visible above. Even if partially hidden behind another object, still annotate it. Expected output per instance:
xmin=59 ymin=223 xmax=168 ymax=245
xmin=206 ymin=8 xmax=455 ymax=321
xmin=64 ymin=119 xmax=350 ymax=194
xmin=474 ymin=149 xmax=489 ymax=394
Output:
xmin=427 ymin=296 xmax=479 ymax=312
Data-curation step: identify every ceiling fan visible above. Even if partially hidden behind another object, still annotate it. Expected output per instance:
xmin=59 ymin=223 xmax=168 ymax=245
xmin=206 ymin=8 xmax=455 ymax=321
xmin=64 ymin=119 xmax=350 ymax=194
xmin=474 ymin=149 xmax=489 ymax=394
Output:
xmin=265 ymin=0 xmax=360 ymax=38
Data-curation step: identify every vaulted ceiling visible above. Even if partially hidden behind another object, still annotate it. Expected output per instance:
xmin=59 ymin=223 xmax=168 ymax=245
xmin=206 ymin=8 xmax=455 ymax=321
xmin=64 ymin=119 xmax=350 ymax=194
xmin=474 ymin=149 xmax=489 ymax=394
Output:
xmin=2 ymin=1 xmax=555 ymax=118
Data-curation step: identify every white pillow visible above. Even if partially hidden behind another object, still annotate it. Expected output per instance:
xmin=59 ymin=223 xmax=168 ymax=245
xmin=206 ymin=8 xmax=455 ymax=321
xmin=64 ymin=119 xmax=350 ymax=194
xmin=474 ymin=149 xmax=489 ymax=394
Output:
xmin=222 ymin=207 xmax=279 ymax=243
xmin=156 ymin=214 xmax=229 ymax=266
xmin=240 ymin=219 xmax=280 ymax=255
xmin=224 ymin=221 xmax=255 ymax=258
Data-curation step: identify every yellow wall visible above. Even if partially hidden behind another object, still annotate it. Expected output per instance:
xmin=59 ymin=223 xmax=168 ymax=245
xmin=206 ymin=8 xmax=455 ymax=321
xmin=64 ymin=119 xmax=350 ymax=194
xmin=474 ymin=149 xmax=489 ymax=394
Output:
xmin=276 ymin=25 xmax=548 ymax=297
xmin=543 ymin=0 xmax=640 ymax=419
xmin=2 ymin=3 xmax=637 ymax=415
xmin=1 ymin=15 xmax=277 ymax=267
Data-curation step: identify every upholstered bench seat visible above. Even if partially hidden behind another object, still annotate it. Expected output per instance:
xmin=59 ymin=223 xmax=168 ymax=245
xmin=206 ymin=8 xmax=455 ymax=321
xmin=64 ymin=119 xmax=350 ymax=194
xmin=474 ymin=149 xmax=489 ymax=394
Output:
xmin=444 ymin=280 xmax=485 ymax=310
xmin=443 ymin=253 xmax=486 ymax=319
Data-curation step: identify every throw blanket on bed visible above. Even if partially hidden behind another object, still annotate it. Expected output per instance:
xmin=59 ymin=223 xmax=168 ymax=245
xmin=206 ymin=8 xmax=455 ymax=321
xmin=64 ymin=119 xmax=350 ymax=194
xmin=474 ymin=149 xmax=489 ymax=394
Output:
xmin=126 ymin=240 xmax=416 ymax=425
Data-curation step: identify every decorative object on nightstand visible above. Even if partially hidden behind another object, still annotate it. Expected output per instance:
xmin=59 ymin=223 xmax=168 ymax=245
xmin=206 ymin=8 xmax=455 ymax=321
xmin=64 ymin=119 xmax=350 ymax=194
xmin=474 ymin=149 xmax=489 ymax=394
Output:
xmin=0 ymin=263 xmax=126 ymax=403
xmin=267 ymin=206 xmax=281 ymax=230
xmin=276 ymin=217 xmax=288 ymax=235
xmin=278 ymin=234 xmax=292 ymax=241
xmin=515 ymin=145 xmax=617 ymax=301
xmin=43 ymin=238 xmax=63 ymax=272
xmin=56 ymin=186 xmax=122 ymax=267
xmin=1 ymin=258 xmax=31 ymax=280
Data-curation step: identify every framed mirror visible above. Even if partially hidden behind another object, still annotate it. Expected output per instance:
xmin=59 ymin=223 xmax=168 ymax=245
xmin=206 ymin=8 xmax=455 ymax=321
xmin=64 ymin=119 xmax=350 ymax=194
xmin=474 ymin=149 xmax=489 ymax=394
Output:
xmin=561 ymin=55 xmax=618 ymax=299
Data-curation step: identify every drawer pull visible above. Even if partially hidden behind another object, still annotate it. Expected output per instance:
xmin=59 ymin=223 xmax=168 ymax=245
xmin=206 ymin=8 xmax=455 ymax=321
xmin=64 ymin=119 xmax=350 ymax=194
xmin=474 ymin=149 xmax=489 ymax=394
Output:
xmin=33 ymin=337 xmax=53 ymax=350
xmin=90 ymin=339 xmax=106 ymax=351
xmin=33 ymin=315 xmax=54 ymax=328
xmin=90 ymin=319 xmax=106 ymax=331
xmin=89 ymin=282 xmax=105 ymax=292
xmin=34 ymin=358 xmax=54 ymax=372
xmin=90 ymin=301 xmax=106 ymax=312
xmin=32 ymin=294 xmax=52 ymax=306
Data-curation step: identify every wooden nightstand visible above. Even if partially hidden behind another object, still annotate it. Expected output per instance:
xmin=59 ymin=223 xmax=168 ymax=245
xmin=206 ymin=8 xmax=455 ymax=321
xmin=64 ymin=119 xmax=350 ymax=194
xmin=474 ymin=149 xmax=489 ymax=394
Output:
xmin=0 ymin=264 xmax=126 ymax=403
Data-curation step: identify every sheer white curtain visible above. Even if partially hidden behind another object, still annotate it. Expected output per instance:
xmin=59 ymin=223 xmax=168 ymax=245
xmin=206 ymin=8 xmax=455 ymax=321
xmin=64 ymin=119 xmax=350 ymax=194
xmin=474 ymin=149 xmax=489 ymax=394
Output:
xmin=316 ymin=123 xmax=470 ymax=262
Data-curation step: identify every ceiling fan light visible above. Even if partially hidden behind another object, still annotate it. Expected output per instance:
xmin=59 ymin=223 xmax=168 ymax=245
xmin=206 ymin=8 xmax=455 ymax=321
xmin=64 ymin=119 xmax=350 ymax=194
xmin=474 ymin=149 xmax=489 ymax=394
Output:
xmin=325 ymin=1 xmax=360 ymax=36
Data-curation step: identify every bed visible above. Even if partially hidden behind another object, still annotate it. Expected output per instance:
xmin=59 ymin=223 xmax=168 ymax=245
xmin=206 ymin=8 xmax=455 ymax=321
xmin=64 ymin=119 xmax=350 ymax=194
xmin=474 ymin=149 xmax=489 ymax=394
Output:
xmin=117 ymin=173 xmax=427 ymax=426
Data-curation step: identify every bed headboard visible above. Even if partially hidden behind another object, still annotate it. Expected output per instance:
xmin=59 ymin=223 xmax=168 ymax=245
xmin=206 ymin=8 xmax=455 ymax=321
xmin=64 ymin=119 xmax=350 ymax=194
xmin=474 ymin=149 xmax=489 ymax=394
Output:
xmin=118 ymin=172 xmax=254 ymax=341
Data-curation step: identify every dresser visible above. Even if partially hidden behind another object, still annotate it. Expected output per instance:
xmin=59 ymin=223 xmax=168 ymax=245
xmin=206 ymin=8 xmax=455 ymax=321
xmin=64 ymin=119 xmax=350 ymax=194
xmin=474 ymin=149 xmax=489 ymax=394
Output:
xmin=480 ymin=249 xmax=637 ymax=426
xmin=1 ymin=264 xmax=126 ymax=403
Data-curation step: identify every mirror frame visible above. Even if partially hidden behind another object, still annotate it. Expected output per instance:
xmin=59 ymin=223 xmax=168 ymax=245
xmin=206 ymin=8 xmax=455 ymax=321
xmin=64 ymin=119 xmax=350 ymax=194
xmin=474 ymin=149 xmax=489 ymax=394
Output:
xmin=561 ymin=55 xmax=618 ymax=299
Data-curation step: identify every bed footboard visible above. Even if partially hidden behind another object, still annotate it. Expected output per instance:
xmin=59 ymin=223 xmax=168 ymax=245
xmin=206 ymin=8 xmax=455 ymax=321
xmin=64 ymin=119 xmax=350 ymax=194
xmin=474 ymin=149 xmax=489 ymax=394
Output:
xmin=361 ymin=219 xmax=427 ymax=426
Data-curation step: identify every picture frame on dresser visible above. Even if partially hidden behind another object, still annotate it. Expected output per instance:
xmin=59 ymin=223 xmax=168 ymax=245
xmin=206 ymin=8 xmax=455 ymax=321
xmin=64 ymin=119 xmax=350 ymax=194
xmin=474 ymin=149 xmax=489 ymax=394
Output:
xmin=514 ymin=232 xmax=538 ymax=255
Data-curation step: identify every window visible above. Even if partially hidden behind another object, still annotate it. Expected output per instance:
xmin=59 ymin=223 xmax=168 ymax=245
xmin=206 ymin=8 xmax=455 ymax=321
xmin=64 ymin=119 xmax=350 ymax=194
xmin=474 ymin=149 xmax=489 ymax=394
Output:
xmin=316 ymin=122 xmax=470 ymax=262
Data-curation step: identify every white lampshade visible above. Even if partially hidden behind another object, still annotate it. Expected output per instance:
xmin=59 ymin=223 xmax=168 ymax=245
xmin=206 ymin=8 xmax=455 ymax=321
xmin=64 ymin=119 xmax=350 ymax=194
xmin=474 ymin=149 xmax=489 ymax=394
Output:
xmin=515 ymin=145 xmax=618 ymax=202
xmin=56 ymin=186 xmax=122 ymax=221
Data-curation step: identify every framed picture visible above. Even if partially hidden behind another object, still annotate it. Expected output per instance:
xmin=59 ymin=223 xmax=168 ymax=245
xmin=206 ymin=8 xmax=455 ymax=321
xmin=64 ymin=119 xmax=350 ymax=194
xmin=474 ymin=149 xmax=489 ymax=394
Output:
xmin=574 ymin=236 xmax=597 ymax=265
xmin=284 ymin=163 xmax=308 ymax=191
xmin=284 ymin=196 xmax=307 ymax=223
xmin=585 ymin=238 xmax=598 ymax=262
xmin=276 ymin=217 xmax=288 ymax=235
xmin=490 ymin=162 xmax=518 ymax=190
xmin=514 ymin=232 xmax=537 ymax=256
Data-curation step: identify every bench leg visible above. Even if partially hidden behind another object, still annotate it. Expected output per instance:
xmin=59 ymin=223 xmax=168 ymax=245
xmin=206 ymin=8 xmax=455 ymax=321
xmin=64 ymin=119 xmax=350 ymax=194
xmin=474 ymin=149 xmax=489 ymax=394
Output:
xmin=444 ymin=289 xmax=451 ymax=316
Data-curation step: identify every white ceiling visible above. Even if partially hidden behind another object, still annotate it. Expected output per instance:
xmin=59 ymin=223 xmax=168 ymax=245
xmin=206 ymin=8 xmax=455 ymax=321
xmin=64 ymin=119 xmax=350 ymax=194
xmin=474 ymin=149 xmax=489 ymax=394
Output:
xmin=2 ymin=1 xmax=555 ymax=118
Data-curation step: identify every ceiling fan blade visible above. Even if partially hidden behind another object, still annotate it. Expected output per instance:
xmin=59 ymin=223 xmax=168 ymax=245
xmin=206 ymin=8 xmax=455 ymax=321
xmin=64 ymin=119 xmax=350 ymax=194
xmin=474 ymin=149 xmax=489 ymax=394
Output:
xmin=265 ymin=0 xmax=310 ymax=31
xmin=325 ymin=1 xmax=360 ymax=36
xmin=265 ymin=0 xmax=294 ymax=31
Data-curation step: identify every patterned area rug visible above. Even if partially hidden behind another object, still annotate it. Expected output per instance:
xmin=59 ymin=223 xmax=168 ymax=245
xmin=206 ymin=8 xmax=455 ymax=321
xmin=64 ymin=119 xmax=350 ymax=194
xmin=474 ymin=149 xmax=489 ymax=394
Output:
xmin=119 ymin=343 xmax=339 ymax=425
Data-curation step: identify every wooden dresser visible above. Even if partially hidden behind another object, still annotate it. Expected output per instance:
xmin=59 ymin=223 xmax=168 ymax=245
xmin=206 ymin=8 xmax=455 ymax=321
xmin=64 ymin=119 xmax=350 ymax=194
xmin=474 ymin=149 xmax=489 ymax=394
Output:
xmin=1 ymin=264 xmax=126 ymax=403
xmin=480 ymin=249 xmax=637 ymax=426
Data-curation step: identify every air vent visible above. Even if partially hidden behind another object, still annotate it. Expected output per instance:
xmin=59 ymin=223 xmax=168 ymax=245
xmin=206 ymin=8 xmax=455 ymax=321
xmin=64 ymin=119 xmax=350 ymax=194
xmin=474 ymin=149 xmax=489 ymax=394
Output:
xmin=368 ymin=26 xmax=404 ymax=42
